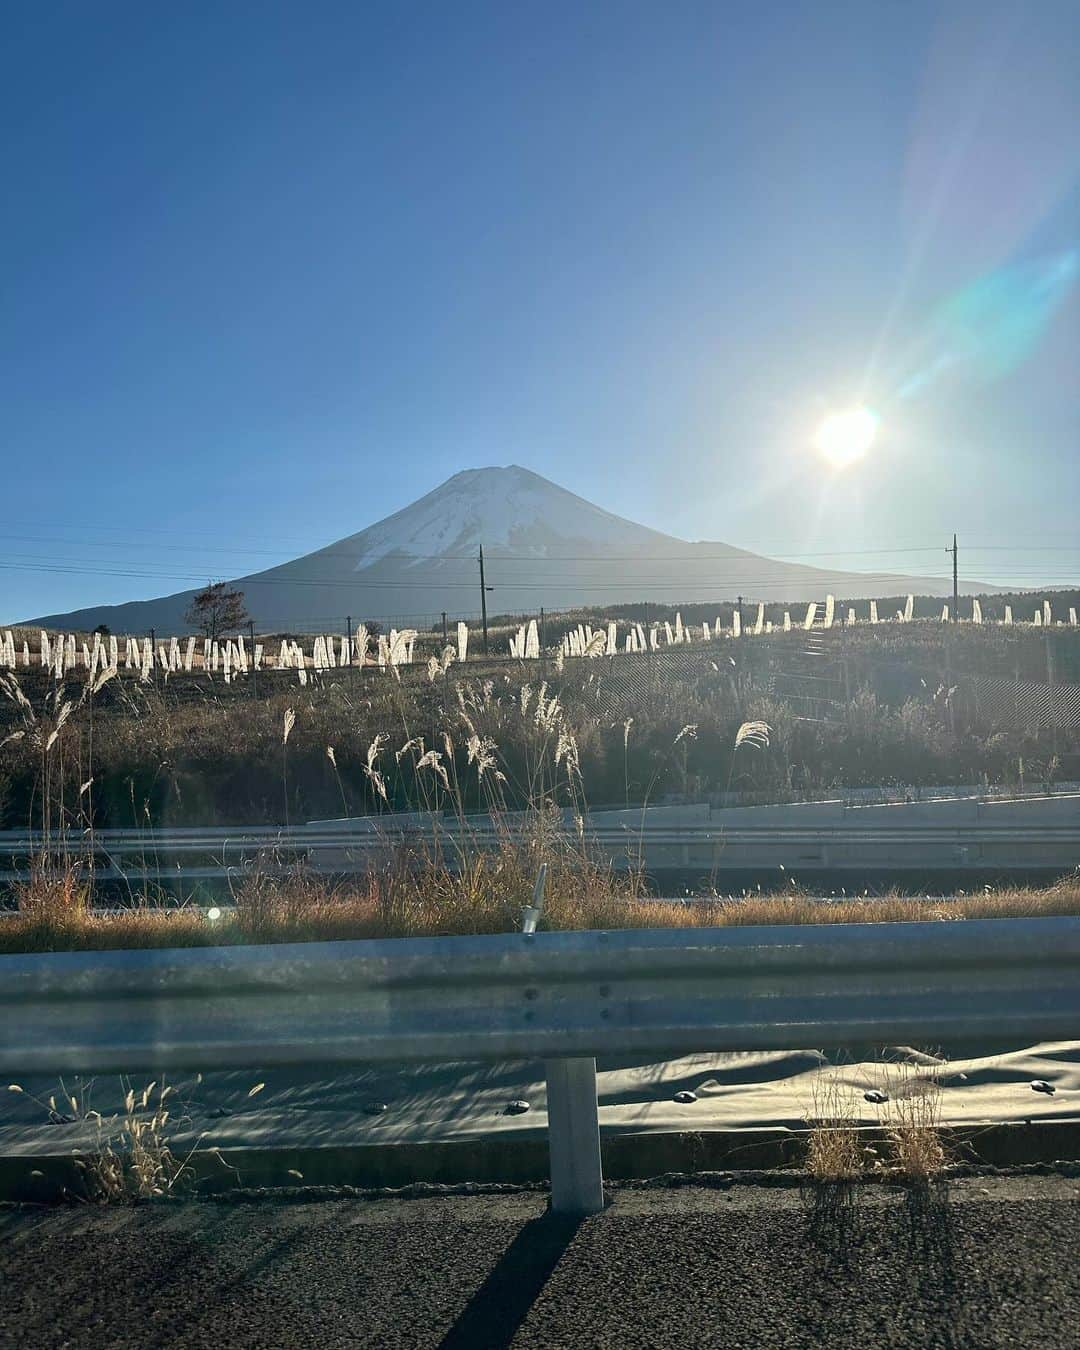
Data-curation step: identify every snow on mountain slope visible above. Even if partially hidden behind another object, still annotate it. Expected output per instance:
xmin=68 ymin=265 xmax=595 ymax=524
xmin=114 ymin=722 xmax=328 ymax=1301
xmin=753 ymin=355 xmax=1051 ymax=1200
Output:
xmin=25 ymin=465 xmax=961 ymax=632
xmin=326 ymin=465 xmax=689 ymax=568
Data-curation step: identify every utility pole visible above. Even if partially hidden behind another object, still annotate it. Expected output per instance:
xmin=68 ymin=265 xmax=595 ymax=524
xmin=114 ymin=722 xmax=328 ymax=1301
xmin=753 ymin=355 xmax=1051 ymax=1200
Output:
xmin=946 ymin=535 xmax=958 ymax=622
xmin=441 ymin=611 xmax=448 ymax=650
xmin=479 ymin=545 xmax=491 ymax=656
xmin=737 ymin=595 xmax=744 ymax=635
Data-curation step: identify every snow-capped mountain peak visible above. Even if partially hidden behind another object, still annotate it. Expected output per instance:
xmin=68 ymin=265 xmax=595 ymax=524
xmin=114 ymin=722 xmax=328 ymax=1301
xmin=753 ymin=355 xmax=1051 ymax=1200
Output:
xmin=339 ymin=465 xmax=678 ymax=570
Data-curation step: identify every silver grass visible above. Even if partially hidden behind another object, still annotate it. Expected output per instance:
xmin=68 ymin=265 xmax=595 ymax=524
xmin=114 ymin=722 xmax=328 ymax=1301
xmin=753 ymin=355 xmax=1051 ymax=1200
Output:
xmin=734 ymin=719 xmax=771 ymax=750
xmin=585 ymin=630 xmax=607 ymax=657
xmin=395 ymin=735 xmax=424 ymax=764
xmin=415 ymin=748 xmax=450 ymax=789
xmin=91 ymin=665 xmax=117 ymax=696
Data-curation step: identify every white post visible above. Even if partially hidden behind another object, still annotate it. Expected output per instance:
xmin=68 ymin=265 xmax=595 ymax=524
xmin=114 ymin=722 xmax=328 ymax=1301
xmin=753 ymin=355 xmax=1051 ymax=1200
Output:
xmin=544 ymin=1056 xmax=604 ymax=1215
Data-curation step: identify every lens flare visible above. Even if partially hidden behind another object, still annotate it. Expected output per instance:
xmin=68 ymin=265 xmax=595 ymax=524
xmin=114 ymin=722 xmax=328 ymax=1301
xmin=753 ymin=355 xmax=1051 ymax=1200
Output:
xmin=813 ymin=407 xmax=879 ymax=469
xmin=896 ymin=250 xmax=1077 ymax=400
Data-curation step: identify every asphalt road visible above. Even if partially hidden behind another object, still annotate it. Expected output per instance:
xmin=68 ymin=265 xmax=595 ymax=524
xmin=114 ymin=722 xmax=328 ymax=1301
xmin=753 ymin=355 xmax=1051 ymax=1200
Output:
xmin=1 ymin=1175 xmax=1077 ymax=1349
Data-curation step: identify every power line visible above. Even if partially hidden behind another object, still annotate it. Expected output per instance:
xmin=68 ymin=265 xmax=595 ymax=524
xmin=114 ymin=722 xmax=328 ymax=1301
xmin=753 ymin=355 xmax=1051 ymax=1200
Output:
xmin=5 ymin=551 xmax=1078 ymax=585
xmin=6 ymin=547 xmax=1072 ymax=583
xmin=2 ymin=528 xmax=1078 ymax=567
xmin=1 ymin=562 xmax=993 ymax=590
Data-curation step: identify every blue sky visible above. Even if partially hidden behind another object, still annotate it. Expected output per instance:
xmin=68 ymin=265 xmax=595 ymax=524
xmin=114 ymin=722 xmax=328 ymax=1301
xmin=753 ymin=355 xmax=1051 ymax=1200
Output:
xmin=3 ymin=0 xmax=1078 ymax=618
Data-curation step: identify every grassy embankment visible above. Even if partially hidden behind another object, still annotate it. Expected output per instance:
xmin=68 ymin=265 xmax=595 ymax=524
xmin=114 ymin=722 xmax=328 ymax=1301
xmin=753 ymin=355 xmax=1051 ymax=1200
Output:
xmin=2 ymin=623 xmax=1077 ymax=955
xmin=5 ymin=860 xmax=1079 ymax=954
xmin=2 ymin=623 xmax=1077 ymax=832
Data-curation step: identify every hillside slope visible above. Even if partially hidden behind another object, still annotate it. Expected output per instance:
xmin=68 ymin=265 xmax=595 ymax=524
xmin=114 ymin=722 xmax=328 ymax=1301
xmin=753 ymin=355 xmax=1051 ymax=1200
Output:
xmin=28 ymin=465 xmax=962 ymax=631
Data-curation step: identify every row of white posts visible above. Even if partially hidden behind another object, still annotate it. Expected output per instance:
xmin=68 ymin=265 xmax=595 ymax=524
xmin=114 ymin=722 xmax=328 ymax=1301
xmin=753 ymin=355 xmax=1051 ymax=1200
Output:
xmin=539 ymin=597 xmax=1080 ymax=661
xmin=0 ymin=626 xmax=424 ymax=681
xmin=2 ymin=600 xmax=1077 ymax=679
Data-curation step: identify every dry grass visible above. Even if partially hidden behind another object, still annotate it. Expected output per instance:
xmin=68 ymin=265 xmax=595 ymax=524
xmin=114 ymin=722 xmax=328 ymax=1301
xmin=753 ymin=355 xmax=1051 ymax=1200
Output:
xmin=697 ymin=880 xmax=1080 ymax=926
xmin=803 ymin=1075 xmax=866 ymax=1182
xmin=803 ymin=1056 xmax=948 ymax=1183
xmin=7 ymin=1077 xmax=211 ymax=1202
xmin=2 ymin=861 xmax=1078 ymax=955
xmin=12 ymin=863 xmax=90 ymax=920
xmin=876 ymin=1060 xmax=948 ymax=1181
xmin=4 ymin=624 xmax=1078 ymax=836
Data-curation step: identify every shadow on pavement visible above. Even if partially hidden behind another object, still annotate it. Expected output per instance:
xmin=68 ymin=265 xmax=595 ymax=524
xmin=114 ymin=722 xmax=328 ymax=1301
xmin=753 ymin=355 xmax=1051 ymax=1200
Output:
xmin=437 ymin=1211 xmax=582 ymax=1350
xmin=904 ymin=1181 xmax=958 ymax=1301
xmin=804 ymin=1178 xmax=860 ymax=1263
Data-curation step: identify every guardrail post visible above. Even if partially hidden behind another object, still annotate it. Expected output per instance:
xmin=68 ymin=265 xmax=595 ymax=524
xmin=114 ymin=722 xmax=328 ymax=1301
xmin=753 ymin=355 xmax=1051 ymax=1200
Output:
xmin=544 ymin=1056 xmax=604 ymax=1215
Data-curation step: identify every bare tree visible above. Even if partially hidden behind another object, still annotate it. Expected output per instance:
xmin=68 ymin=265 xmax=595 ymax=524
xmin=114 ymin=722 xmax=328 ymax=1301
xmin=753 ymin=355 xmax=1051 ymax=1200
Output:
xmin=184 ymin=582 xmax=250 ymax=640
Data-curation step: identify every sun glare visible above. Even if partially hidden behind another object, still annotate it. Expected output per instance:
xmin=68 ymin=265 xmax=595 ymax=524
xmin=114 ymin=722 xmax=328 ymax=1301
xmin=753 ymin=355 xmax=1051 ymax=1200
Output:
xmin=813 ymin=406 xmax=878 ymax=469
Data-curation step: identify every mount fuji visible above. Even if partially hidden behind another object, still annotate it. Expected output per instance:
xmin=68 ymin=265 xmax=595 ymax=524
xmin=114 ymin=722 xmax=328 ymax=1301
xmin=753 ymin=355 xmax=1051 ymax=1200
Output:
xmin=28 ymin=465 xmax=960 ymax=632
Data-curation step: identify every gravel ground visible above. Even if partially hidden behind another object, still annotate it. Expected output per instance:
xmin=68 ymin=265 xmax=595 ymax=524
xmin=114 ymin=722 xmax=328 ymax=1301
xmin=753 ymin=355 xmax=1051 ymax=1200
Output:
xmin=1 ymin=1175 xmax=1077 ymax=1348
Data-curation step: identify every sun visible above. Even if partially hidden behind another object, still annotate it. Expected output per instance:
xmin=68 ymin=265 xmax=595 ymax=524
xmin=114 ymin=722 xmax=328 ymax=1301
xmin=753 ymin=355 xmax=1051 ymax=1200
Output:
xmin=813 ymin=406 xmax=879 ymax=469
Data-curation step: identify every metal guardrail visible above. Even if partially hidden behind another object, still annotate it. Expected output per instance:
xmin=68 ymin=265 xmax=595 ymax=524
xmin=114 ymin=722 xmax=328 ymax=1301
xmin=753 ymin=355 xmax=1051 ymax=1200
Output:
xmin=3 ymin=917 xmax=1080 ymax=1212
xmin=2 ymin=823 xmax=1078 ymax=851
xmin=2 ymin=801 xmax=1078 ymax=884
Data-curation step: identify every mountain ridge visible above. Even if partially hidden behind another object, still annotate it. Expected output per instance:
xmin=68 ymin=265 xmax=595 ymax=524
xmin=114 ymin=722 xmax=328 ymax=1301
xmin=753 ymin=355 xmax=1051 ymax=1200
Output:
xmin=24 ymin=465 xmax=965 ymax=632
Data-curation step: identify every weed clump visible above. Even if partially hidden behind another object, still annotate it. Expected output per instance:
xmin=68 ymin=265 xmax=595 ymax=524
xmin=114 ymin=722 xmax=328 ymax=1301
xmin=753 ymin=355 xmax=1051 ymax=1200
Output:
xmin=7 ymin=1078 xmax=222 ymax=1203
xmin=803 ymin=1056 xmax=948 ymax=1185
